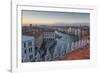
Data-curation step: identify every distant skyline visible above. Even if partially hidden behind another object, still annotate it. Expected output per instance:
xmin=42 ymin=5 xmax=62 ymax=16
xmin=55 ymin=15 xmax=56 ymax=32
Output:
xmin=22 ymin=10 xmax=90 ymax=26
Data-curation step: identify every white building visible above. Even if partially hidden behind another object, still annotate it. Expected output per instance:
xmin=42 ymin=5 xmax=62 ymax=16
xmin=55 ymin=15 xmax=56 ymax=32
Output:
xmin=45 ymin=48 xmax=52 ymax=61
xmin=43 ymin=31 xmax=56 ymax=40
xmin=67 ymin=27 xmax=72 ymax=33
xmin=35 ymin=51 xmax=41 ymax=62
xmin=53 ymin=38 xmax=67 ymax=60
xmin=22 ymin=35 xmax=35 ymax=62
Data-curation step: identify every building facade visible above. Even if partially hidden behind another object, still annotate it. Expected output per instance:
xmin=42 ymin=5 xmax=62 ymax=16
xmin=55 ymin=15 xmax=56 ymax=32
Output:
xmin=22 ymin=35 xmax=35 ymax=62
xmin=43 ymin=31 xmax=56 ymax=40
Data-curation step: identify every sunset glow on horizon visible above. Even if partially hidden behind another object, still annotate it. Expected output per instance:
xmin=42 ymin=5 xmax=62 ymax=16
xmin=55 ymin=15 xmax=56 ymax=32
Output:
xmin=22 ymin=10 xmax=90 ymax=26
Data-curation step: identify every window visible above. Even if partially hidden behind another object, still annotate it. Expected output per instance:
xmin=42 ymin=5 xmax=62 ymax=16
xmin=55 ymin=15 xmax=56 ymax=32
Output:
xmin=29 ymin=55 xmax=33 ymax=60
xmin=28 ymin=41 xmax=32 ymax=46
xmin=24 ymin=43 xmax=26 ymax=48
xmin=29 ymin=47 xmax=32 ymax=52
xmin=24 ymin=49 xmax=26 ymax=54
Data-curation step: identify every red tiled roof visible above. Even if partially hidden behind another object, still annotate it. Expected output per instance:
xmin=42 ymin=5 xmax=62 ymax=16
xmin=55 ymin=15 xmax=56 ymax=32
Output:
xmin=64 ymin=46 xmax=90 ymax=60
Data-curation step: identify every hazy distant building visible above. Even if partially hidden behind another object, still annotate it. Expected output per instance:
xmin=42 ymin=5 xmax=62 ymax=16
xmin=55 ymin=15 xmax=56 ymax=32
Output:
xmin=43 ymin=31 xmax=56 ymax=41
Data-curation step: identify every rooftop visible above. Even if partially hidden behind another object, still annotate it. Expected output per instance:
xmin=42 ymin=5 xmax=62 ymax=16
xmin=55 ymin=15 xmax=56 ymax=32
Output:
xmin=22 ymin=35 xmax=34 ymax=42
xmin=64 ymin=45 xmax=90 ymax=60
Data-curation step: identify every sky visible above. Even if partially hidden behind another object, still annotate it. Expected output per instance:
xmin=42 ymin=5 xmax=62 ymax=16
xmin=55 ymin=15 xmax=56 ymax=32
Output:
xmin=22 ymin=10 xmax=90 ymax=26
